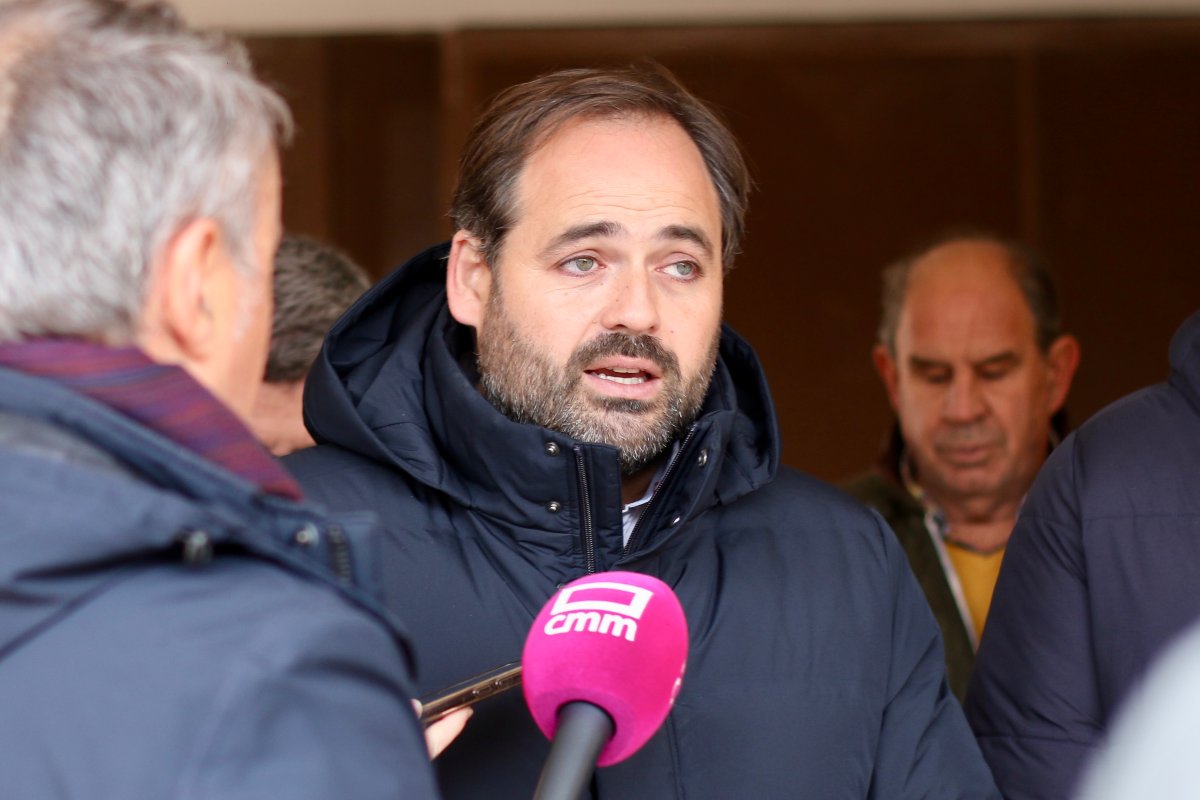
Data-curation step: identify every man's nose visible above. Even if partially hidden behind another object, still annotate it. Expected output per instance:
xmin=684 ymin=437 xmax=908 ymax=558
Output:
xmin=599 ymin=266 xmax=660 ymax=334
xmin=942 ymin=373 xmax=987 ymax=422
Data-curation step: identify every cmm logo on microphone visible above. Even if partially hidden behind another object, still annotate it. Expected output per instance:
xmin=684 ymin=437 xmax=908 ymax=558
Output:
xmin=543 ymin=581 xmax=654 ymax=642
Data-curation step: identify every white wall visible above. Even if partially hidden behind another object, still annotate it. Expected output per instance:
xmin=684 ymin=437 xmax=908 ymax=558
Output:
xmin=174 ymin=0 xmax=1200 ymax=34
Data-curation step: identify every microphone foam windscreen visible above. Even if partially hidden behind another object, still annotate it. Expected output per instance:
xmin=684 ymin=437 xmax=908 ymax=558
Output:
xmin=522 ymin=571 xmax=688 ymax=766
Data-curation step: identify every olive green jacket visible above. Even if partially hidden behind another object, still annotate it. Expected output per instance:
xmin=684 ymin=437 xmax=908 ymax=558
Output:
xmin=843 ymin=470 xmax=975 ymax=703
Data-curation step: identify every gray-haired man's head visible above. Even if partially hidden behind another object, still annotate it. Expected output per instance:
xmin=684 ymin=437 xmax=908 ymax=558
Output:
xmin=0 ymin=0 xmax=291 ymax=345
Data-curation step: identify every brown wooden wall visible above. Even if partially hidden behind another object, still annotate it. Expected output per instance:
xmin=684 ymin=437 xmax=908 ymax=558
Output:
xmin=246 ymin=19 xmax=1200 ymax=482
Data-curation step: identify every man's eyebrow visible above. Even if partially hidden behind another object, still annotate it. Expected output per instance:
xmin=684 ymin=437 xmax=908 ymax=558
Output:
xmin=538 ymin=221 xmax=624 ymax=260
xmin=973 ymin=351 xmax=1019 ymax=369
xmin=907 ymin=352 xmax=1021 ymax=372
xmin=658 ymin=224 xmax=715 ymax=259
xmin=537 ymin=221 xmax=717 ymax=262
xmin=909 ymin=355 xmax=950 ymax=371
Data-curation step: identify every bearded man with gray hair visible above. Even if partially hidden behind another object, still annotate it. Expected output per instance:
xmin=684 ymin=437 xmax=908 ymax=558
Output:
xmin=0 ymin=1 xmax=442 ymax=796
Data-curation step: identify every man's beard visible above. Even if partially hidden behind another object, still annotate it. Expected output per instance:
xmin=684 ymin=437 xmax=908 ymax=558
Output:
xmin=477 ymin=290 xmax=719 ymax=475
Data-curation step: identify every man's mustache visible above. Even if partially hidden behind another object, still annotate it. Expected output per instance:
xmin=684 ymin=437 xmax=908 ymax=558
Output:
xmin=567 ymin=333 xmax=680 ymax=379
xmin=933 ymin=423 xmax=1003 ymax=449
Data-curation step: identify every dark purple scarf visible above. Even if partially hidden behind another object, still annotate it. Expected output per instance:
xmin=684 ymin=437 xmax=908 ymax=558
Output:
xmin=0 ymin=338 xmax=302 ymax=501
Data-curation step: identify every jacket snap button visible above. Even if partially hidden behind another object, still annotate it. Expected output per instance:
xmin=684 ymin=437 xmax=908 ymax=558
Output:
xmin=294 ymin=524 xmax=320 ymax=547
xmin=547 ymin=501 xmax=562 ymax=513
xmin=545 ymin=442 xmax=560 ymax=456
xmin=181 ymin=530 xmax=212 ymax=566
xmin=697 ymin=449 xmax=709 ymax=467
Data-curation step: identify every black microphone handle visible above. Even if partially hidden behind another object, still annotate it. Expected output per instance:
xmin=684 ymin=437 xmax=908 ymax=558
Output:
xmin=532 ymin=702 xmax=616 ymax=800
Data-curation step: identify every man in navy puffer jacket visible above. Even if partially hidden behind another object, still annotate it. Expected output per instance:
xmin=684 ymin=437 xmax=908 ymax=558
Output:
xmin=967 ymin=310 xmax=1200 ymax=799
xmin=0 ymin=1 xmax=444 ymax=797
xmin=288 ymin=64 xmax=998 ymax=799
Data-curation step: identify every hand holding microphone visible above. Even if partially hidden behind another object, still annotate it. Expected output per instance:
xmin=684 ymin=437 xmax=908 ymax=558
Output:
xmin=522 ymin=571 xmax=689 ymax=800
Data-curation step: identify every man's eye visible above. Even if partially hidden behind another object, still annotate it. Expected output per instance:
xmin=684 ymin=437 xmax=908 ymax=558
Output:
xmin=665 ymin=261 xmax=698 ymax=279
xmin=980 ymin=367 xmax=1011 ymax=381
xmin=562 ymin=256 xmax=598 ymax=274
xmin=920 ymin=371 xmax=951 ymax=385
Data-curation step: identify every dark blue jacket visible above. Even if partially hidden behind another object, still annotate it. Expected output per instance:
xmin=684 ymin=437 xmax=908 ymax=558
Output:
xmin=287 ymin=242 xmax=999 ymax=799
xmin=966 ymin=310 xmax=1200 ymax=799
xmin=0 ymin=366 xmax=439 ymax=799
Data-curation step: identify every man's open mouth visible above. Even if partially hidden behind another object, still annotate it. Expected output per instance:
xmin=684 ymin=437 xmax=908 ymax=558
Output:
xmin=587 ymin=366 xmax=652 ymax=385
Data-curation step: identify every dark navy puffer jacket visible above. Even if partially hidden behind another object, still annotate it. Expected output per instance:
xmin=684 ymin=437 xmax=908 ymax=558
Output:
xmin=0 ymin=367 xmax=438 ymax=799
xmin=966 ymin=310 xmax=1200 ymax=799
xmin=287 ymin=242 xmax=999 ymax=799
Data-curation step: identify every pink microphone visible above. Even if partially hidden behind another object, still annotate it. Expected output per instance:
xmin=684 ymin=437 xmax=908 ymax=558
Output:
xmin=523 ymin=571 xmax=688 ymax=799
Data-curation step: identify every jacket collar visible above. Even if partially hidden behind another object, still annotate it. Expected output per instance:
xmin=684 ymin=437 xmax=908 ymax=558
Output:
xmin=0 ymin=358 xmax=415 ymax=672
xmin=0 ymin=338 xmax=300 ymax=500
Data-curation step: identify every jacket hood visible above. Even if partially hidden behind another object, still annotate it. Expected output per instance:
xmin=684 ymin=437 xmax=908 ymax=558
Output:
xmin=303 ymin=241 xmax=780 ymax=519
xmin=1169 ymin=310 xmax=1200 ymax=411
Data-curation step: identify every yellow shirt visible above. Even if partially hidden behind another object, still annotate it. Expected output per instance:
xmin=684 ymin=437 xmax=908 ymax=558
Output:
xmin=944 ymin=544 xmax=1006 ymax=638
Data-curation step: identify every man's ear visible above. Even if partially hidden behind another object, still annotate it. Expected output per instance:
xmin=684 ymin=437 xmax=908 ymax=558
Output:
xmin=871 ymin=343 xmax=902 ymax=412
xmin=137 ymin=217 xmax=224 ymax=365
xmin=1044 ymin=333 xmax=1082 ymax=414
xmin=446 ymin=231 xmax=492 ymax=328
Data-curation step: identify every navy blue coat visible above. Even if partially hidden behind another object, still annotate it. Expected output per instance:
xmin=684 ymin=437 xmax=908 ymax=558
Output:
xmin=966 ymin=310 xmax=1200 ymax=799
xmin=288 ymin=242 xmax=998 ymax=799
xmin=0 ymin=366 xmax=438 ymax=799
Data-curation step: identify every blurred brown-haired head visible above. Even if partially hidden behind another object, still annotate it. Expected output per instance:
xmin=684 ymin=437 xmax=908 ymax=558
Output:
xmin=265 ymin=234 xmax=370 ymax=383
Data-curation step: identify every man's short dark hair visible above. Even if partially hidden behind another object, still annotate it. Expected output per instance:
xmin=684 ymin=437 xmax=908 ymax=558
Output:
xmin=878 ymin=231 xmax=1065 ymax=356
xmin=450 ymin=63 xmax=752 ymax=273
xmin=265 ymin=235 xmax=370 ymax=383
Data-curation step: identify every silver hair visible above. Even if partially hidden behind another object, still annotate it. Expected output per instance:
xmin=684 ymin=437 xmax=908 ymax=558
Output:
xmin=0 ymin=0 xmax=292 ymax=343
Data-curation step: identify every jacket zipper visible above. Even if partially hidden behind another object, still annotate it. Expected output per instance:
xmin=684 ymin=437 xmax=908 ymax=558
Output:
xmin=573 ymin=446 xmax=597 ymax=574
xmin=623 ymin=424 xmax=699 ymax=557
xmin=326 ymin=523 xmax=353 ymax=584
